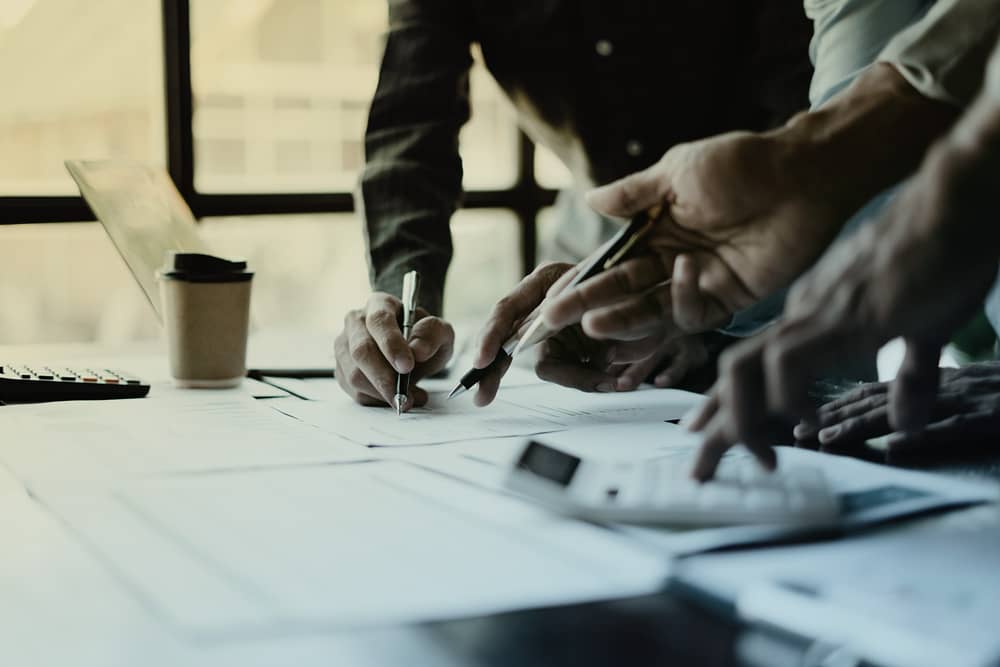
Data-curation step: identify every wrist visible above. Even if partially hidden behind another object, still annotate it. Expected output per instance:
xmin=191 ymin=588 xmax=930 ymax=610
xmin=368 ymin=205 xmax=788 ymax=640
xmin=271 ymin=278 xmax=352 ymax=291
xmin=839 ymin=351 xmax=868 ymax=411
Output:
xmin=918 ymin=124 xmax=1000 ymax=250
xmin=771 ymin=63 xmax=959 ymax=222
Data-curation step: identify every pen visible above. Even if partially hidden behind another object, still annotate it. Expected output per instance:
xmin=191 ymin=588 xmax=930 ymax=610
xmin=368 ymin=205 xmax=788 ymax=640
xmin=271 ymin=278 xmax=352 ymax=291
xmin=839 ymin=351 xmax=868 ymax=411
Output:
xmin=395 ymin=270 xmax=420 ymax=416
xmin=447 ymin=312 xmax=539 ymax=399
xmin=448 ymin=209 xmax=657 ymax=400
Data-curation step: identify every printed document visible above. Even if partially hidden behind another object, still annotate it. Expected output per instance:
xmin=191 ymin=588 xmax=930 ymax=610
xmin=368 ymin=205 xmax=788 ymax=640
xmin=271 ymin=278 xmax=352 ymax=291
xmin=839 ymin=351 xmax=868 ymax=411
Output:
xmin=275 ymin=384 xmax=702 ymax=447
xmin=36 ymin=460 xmax=669 ymax=638
xmin=0 ymin=389 xmax=370 ymax=483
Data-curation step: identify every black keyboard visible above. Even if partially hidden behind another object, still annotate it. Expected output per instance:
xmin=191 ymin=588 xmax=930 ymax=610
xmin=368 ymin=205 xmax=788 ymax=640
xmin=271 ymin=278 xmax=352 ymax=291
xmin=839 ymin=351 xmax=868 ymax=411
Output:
xmin=0 ymin=364 xmax=150 ymax=403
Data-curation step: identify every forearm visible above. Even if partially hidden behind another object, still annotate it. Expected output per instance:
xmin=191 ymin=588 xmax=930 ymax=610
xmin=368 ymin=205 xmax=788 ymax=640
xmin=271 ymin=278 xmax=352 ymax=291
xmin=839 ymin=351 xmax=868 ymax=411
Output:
xmin=775 ymin=63 xmax=959 ymax=224
xmin=916 ymin=71 xmax=1000 ymax=252
xmin=360 ymin=0 xmax=473 ymax=316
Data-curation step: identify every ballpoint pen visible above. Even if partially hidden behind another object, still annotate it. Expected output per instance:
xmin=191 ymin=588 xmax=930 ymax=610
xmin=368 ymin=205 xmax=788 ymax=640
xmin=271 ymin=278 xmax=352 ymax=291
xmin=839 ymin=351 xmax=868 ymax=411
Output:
xmin=448 ymin=209 xmax=658 ymax=400
xmin=395 ymin=270 xmax=420 ymax=415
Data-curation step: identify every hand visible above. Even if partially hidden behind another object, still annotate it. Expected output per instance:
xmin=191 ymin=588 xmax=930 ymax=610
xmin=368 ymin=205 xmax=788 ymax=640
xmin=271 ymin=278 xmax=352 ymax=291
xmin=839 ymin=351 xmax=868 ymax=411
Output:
xmin=540 ymin=130 xmax=847 ymax=338
xmin=686 ymin=134 xmax=1000 ymax=479
xmin=541 ymin=65 xmax=958 ymax=341
xmin=471 ymin=262 xmax=574 ymax=407
xmin=794 ymin=364 xmax=1000 ymax=459
xmin=334 ymin=292 xmax=454 ymax=410
xmin=535 ymin=332 xmax=712 ymax=394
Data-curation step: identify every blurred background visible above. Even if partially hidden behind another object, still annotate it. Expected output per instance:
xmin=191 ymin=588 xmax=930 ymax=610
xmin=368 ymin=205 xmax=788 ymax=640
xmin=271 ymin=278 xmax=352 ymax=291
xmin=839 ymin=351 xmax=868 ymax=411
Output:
xmin=0 ymin=0 xmax=571 ymax=345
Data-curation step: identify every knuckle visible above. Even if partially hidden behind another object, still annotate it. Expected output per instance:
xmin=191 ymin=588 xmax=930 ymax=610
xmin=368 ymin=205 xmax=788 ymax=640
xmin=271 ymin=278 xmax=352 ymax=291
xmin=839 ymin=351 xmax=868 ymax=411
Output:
xmin=346 ymin=367 xmax=367 ymax=389
xmin=491 ymin=297 xmax=517 ymax=322
xmin=344 ymin=309 xmax=364 ymax=329
xmin=349 ymin=336 xmax=379 ymax=361
xmin=534 ymin=261 xmax=570 ymax=279
xmin=366 ymin=309 xmax=395 ymax=329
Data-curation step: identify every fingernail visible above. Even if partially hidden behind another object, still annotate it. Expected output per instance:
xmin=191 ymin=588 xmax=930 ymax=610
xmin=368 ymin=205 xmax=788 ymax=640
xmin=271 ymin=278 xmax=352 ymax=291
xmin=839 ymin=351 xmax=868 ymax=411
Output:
xmin=616 ymin=377 xmax=636 ymax=391
xmin=395 ymin=356 xmax=413 ymax=373
xmin=596 ymin=382 xmax=614 ymax=393
xmin=818 ymin=426 xmax=839 ymax=443
xmin=792 ymin=424 xmax=815 ymax=440
xmin=680 ymin=407 xmax=700 ymax=430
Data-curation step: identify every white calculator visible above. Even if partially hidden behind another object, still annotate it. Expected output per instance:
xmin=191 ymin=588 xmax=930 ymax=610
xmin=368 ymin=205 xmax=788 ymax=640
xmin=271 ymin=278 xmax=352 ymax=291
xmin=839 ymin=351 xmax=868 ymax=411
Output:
xmin=505 ymin=441 xmax=841 ymax=528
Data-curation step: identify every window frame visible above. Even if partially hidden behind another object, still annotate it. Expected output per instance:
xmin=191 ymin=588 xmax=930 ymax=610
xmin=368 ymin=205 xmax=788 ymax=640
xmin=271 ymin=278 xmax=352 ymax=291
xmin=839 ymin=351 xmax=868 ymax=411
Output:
xmin=0 ymin=0 xmax=556 ymax=274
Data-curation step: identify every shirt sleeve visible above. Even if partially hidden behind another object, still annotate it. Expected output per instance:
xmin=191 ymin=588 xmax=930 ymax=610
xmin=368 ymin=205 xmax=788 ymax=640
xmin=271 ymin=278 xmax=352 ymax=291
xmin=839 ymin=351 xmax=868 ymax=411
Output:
xmin=804 ymin=0 xmax=937 ymax=108
xmin=358 ymin=0 xmax=474 ymax=316
xmin=878 ymin=0 xmax=1000 ymax=106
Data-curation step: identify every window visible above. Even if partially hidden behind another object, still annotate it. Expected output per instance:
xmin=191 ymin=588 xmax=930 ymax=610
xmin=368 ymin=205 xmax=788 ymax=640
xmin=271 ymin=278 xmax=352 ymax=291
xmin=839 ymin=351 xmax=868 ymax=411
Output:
xmin=0 ymin=0 xmax=165 ymax=196
xmin=0 ymin=0 xmax=557 ymax=345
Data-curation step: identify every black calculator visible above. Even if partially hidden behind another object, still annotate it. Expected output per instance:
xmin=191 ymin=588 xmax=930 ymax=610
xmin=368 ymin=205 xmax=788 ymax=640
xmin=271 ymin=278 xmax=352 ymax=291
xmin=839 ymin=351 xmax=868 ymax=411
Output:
xmin=0 ymin=364 xmax=150 ymax=403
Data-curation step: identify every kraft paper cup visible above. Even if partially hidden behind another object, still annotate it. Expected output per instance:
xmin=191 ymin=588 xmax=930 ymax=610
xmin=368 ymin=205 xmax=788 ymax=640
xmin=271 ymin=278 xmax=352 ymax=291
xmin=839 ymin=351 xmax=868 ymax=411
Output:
xmin=158 ymin=272 xmax=252 ymax=388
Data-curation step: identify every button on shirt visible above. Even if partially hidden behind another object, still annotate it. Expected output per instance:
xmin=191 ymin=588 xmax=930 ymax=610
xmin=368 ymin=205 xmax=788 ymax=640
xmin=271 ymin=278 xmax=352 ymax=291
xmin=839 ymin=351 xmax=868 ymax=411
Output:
xmin=360 ymin=1 xmax=814 ymax=315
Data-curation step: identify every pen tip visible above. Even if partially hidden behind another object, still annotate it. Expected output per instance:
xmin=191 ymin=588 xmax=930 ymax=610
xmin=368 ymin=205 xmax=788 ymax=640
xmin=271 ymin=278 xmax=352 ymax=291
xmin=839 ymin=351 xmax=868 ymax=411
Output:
xmin=447 ymin=384 xmax=467 ymax=400
xmin=394 ymin=395 xmax=404 ymax=415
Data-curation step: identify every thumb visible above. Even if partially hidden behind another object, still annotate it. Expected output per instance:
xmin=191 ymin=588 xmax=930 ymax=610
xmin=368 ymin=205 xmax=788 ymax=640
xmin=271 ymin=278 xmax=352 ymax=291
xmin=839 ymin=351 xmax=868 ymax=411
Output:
xmin=586 ymin=166 xmax=667 ymax=218
xmin=888 ymin=338 xmax=941 ymax=433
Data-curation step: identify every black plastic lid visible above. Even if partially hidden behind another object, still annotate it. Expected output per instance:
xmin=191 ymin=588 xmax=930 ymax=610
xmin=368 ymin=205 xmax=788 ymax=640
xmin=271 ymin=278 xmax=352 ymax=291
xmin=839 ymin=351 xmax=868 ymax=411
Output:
xmin=160 ymin=252 xmax=253 ymax=283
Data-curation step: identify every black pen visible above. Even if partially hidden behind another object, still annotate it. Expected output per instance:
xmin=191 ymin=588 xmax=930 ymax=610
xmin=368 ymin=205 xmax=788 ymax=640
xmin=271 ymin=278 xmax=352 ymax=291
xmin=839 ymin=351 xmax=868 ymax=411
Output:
xmin=448 ymin=209 xmax=657 ymax=399
xmin=447 ymin=316 xmax=535 ymax=399
xmin=395 ymin=271 xmax=420 ymax=415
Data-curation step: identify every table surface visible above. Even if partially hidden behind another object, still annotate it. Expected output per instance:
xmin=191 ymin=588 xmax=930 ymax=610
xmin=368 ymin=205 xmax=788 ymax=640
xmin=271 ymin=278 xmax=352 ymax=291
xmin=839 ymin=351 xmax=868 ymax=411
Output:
xmin=4 ymin=340 xmax=1000 ymax=667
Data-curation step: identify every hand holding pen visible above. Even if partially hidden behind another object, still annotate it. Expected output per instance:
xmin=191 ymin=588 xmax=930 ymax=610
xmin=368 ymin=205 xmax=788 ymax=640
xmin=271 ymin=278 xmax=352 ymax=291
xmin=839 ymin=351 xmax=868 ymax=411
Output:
xmin=451 ymin=210 xmax=658 ymax=405
xmin=395 ymin=271 xmax=420 ymax=415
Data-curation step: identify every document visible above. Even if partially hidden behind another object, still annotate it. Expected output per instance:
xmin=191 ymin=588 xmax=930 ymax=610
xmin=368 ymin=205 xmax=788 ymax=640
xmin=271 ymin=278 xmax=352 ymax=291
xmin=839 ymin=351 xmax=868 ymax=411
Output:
xmin=393 ymin=421 xmax=999 ymax=556
xmin=0 ymin=485 xmax=191 ymax=667
xmin=36 ymin=460 xmax=670 ymax=638
xmin=0 ymin=389 xmax=371 ymax=483
xmin=275 ymin=384 xmax=702 ymax=448
xmin=674 ymin=513 xmax=1000 ymax=667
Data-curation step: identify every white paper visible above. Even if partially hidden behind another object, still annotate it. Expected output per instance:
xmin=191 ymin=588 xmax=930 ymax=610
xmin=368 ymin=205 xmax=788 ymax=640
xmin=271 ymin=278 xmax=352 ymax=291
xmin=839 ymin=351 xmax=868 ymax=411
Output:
xmin=36 ymin=460 xmax=670 ymax=638
xmin=0 ymin=389 xmax=371 ymax=483
xmin=0 ymin=491 xmax=192 ymax=667
xmin=276 ymin=384 xmax=701 ymax=448
xmin=676 ymin=512 xmax=1000 ymax=667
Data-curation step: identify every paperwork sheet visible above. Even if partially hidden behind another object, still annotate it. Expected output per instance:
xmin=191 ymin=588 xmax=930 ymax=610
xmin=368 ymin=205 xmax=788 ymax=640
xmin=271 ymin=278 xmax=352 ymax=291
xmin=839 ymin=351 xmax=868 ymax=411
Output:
xmin=394 ymin=420 xmax=999 ymax=555
xmin=275 ymin=385 xmax=702 ymax=447
xmin=0 ymin=488 xmax=191 ymax=667
xmin=0 ymin=389 xmax=370 ymax=482
xmin=673 ymin=512 xmax=1000 ymax=667
xmin=35 ymin=460 xmax=670 ymax=638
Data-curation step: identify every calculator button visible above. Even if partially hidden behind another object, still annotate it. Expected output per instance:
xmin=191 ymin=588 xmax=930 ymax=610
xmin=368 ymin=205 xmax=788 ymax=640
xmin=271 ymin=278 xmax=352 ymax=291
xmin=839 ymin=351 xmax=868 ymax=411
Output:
xmin=103 ymin=378 xmax=120 ymax=384
xmin=36 ymin=373 xmax=54 ymax=380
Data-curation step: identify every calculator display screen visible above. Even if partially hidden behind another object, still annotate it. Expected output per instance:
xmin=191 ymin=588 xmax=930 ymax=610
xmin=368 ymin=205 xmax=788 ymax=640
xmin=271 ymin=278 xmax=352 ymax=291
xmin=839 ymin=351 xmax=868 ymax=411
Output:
xmin=517 ymin=442 xmax=580 ymax=486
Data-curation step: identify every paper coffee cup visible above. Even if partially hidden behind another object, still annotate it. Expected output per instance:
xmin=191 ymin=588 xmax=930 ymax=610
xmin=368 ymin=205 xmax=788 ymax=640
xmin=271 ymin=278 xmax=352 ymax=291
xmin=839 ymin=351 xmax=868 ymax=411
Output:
xmin=157 ymin=252 xmax=253 ymax=388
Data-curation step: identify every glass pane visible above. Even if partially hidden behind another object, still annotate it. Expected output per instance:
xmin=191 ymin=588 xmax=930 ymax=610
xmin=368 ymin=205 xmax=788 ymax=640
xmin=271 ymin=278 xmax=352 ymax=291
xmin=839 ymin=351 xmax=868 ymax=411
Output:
xmin=0 ymin=211 xmax=520 ymax=344
xmin=444 ymin=210 xmax=521 ymax=323
xmin=0 ymin=0 xmax=165 ymax=195
xmin=199 ymin=214 xmax=369 ymax=333
xmin=191 ymin=1 xmax=518 ymax=193
xmin=535 ymin=207 xmax=560 ymax=270
xmin=0 ymin=223 xmax=159 ymax=344
xmin=460 ymin=49 xmax=519 ymax=190
xmin=534 ymin=145 xmax=573 ymax=191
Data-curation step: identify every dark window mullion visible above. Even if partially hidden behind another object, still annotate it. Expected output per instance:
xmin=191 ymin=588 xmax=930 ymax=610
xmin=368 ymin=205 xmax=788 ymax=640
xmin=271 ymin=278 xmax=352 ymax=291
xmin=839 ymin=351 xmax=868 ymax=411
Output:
xmin=162 ymin=0 xmax=195 ymax=201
